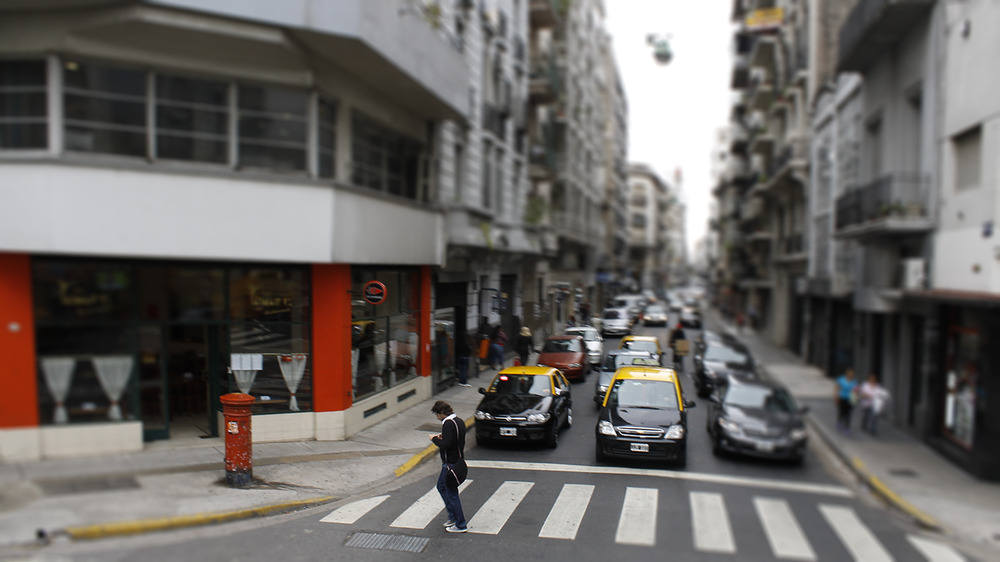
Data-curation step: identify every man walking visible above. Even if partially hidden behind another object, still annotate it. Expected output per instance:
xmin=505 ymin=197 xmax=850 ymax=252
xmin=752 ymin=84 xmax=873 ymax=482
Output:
xmin=430 ymin=401 xmax=467 ymax=533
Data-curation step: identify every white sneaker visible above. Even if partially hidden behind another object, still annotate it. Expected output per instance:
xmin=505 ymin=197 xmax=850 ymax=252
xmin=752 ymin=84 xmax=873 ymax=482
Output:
xmin=446 ymin=525 xmax=468 ymax=533
xmin=443 ymin=520 xmax=456 ymax=527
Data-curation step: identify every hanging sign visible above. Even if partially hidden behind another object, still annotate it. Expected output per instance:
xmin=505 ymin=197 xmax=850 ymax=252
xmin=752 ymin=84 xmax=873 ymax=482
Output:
xmin=363 ymin=280 xmax=387 ymax=305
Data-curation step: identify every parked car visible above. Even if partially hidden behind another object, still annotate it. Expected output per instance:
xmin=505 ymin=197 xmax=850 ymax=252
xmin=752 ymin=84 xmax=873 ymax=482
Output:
xmin=593 ymin=348 xmax=657 ymax=405
xmin=618 ymin=334 xmax=663 ymax=366
xmin=706 ymin=377 xmax=808 ymax=464
xmin=474 ymin=366 xmax=573 ymax=448
xmin=679 ymin=306 xmax=702 ymax=329
xmin=537 ymin=334 xmax=589 ymax=381
xmin=642 ymin=303 xmax=669 ymax=327
xmin=565 ymin=325 xmax=604 ymax=366
xmin=692 ymin=341 xmax=757 ymax=398
xmin=601 ymin=307 xmax=633 ymax=337
xmin=595 ymin=364 xmax=695 ymax=467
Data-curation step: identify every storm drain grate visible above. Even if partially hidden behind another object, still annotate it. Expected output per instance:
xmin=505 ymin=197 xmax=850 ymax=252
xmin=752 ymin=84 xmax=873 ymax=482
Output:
xmin=345 ymin=532 xmax=429 ymax=553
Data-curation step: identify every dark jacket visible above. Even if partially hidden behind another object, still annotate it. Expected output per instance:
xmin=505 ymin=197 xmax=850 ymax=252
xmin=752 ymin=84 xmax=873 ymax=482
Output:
xmin=432 ymin=415 xmax=466 ymax=464
xmin=515 ymin=335 xmax=534 ymax=358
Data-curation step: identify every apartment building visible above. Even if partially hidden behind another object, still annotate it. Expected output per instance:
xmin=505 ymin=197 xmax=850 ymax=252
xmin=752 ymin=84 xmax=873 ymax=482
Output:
xmin=0 ymin=0 xmax=468 ymax=460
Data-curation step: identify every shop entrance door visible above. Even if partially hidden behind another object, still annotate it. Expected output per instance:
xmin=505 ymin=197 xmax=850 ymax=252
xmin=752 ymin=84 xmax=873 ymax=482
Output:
xmin=140 ymin=323 xmax=226 ymax=441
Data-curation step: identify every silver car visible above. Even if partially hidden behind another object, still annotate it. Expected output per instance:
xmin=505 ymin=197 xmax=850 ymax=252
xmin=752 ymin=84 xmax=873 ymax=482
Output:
xmin=601 ymin=307 xmax=632 ymax=337
xmin=565 ymin=325 xmax=604 ymax=365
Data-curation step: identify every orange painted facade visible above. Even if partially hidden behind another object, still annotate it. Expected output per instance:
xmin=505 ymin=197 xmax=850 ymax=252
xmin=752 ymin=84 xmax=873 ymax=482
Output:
xmin=311 ymin=264 xmax=353 ymax=412
xmin=0 ymin=253 xmax=38 ymax=428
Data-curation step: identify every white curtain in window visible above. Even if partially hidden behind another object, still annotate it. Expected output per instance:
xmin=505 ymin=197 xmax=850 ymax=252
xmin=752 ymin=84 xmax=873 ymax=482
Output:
xmin=277 ymin=354 xmax=308 ymax=411
xmin=92 ymin=356 xmax=133 ymax=421
xmin=233 ymin=370 xmax=257 ymax=394
xmin=41 ymin=357 xmax=75 ymax=424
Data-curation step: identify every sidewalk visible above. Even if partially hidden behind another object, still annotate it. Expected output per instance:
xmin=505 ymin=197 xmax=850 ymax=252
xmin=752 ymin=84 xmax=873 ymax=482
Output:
xmin=707 ymin=308 xmax=1000 ymax=558
xmin=0 ymin=369 xmax=494 ymax=550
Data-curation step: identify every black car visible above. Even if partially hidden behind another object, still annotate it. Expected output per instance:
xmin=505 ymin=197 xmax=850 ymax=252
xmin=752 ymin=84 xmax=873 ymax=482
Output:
xmin=706 ymin=378 xmax=808 ymax=463
xmin=474 ymin=366 xmax=572 ymax=448
xmin=679 ymin=307 xmax=702 ymax=329
xmin=692 ymin=341 xmax=757 ymax=398
xmin=592 ymin=348 xmax=656 ymax=405
xmin=695 ymin=329 xmax=748 ymax=354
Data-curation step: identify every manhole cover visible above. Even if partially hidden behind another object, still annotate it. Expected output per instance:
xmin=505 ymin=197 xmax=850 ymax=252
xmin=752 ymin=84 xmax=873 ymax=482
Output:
xmin=36 ymin=475 xmax=140 ymax=496
xmin=345 ymin=532 xmax=429 ymax=553
xmin=888 ymin=468 xmax=918 ymax=477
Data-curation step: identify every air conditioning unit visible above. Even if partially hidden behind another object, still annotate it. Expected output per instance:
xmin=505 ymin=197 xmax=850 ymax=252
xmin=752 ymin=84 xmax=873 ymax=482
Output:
xmin=903 ymin=258 xmax=926 ymax=290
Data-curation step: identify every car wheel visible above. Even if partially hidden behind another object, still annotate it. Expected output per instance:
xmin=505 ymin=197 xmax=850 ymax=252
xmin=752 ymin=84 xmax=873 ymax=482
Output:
xmin=546 ymin=423 xmax=559 ymax=449
xmin=564 ymin=407 xmax=573 ymax=429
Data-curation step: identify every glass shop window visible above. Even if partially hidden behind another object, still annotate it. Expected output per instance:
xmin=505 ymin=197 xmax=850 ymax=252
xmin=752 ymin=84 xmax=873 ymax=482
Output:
xmin=155 ymin=73 xmax=229 ymax=164
xmin=32 ymin=260 xmax=133 ymax=322
xmin=229 ymin=267 xmax=309 ymax=323
xmin=943 ymin=309 xmax=984 ymax=450
xmin=237 ymin=84 xmax=308 ymax=172
xmin=0 ymin=59 xmax=48 ymax=149
xmin=228 ymin=322 xmax=312 ymax=414
xmin=63 ymin=60 xmax=147 ymax=156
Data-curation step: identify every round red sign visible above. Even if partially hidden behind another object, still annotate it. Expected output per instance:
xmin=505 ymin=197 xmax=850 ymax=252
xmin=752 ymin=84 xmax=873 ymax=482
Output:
xmin=363 ymin=280 xmax=387 ymax=305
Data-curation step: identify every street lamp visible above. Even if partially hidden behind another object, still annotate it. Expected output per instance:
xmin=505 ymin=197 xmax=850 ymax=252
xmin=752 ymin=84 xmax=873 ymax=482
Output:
xmin=646 ymin=33 xmax=673 ymax=65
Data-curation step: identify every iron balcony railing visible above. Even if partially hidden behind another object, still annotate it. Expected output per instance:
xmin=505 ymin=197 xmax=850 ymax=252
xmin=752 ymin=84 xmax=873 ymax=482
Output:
xmin=529 ymin=50 xmax=563 ymax=101
xmin=835 ymin=172 xmax=931 ymax=230
xmin=767 ymin=136 xmax=809 ymax=178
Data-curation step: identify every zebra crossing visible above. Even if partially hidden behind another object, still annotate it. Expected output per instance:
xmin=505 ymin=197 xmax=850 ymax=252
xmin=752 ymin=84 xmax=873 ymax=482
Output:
xmin=320 ymin=479 xmax=967 ymax=561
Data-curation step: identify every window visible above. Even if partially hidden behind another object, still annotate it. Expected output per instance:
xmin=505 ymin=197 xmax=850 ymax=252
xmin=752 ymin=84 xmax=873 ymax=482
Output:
xmin=351 ymin=112 xmax=424 ymax=199
xmin=631 ymin=213 xmax=647 ymax=228
xmin=482 ymin=138 xmax=493 ymax=208
xmin=237 ymin=84 xmax=308 ymax=172
xmin=64 ymin=61 xmax=147 ymax=156
xmin=155 ymin=73 xmax=228 ymax=163
xmin=0 ymin=59 xmax=47 ymax=149
xmin=954 ymin=126 xmax=981 ymax=192
xmin=318 ymin=97 xmax=337 ymax=178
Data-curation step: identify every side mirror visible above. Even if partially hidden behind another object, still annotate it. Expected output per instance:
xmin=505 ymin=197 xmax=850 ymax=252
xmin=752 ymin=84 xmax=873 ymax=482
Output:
xmin=685 ymin=400 xmax=697 ymax=409
xmin=478 ymin=387 xmax=487 ymax=395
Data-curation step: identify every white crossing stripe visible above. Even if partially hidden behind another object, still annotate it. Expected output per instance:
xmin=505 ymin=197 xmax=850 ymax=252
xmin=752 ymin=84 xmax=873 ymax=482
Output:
xmin=538 ymin=484 xmax=595 ymax=540
xmin=754 ymin=497 xmax=816 ymax=560
xmin=615 ymin=487 xmax=658 ymax=546
xmin=819 ymin=504 xmax=893 ymax=562
xmin=468 ymin=481 xmax=534 ymax=535
xmin=389 ymin=480 xmax=473 ymax=529
xmin=320 ymin=495 xmax=389 ymax=524
xmin=691 ymin=491 xmax=736 ymax=553
xmin=907 ymin=535 xmax=966 ymax=562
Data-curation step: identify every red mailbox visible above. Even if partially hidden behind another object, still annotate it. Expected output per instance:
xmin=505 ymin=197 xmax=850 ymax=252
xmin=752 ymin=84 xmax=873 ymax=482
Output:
xmin=220 ymin=393 xmax=255 ymax=487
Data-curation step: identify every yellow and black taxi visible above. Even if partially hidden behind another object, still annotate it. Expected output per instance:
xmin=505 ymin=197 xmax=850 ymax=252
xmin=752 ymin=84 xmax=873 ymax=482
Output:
xmin=595 ymin=365 xmax=695 ymax=467
xmin=475 ymin=366 xmax=572 ymax=448
xmin=618 ymin=335 xmax=664 ymax=366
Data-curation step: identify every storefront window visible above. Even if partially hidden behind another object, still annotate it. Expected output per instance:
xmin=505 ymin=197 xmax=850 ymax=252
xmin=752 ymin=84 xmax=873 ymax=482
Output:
xmin=943 ymin=308 xmax=983 ymax=450
xmin=33 ymin=261 xmax=132 ymax=321
xmin=230 ymin=268 xmax=309 ymax=323
xmin=350 ymin=268 xmax=420 ymax=401
xmin=229 ymin=322 xmax=312 ymax=414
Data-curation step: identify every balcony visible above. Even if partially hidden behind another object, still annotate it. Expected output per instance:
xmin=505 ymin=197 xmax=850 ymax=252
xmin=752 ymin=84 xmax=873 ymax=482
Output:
xmin=529 ymin=50 xmax=562 ymax=103
xmin=731 ymin=54 xmax=750 ymax=89
xmin=766 ymin=135 xmax=809 ymax=181
xmin=730 ymin=125 xmax=749 ymax=154
xmin=749 ymin=128 xmax=775 ymax=158
xmin=750 ymin=34 xmax=778 ymax=71
xmin=774 ymin=233 xmax=807 ymax=264
xmin=834 ymin=173 xmax=934 ymax=239
xmin=529 ymin=0 xmax=561 ymax=28
xmin=838 ymin=0 xmax=935 ymax=73
xmin=748 ymin=79 xmax=775 ymax=111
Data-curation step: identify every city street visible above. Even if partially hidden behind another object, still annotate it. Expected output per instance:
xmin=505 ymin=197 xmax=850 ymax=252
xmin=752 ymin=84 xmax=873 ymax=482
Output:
xmin=36 ymin=321 xmax=970 ymax=561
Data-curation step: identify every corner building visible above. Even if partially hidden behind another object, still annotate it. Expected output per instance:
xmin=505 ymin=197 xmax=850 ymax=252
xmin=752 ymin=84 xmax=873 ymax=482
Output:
xmin=0 ymin=0 xmax=468 ymax=460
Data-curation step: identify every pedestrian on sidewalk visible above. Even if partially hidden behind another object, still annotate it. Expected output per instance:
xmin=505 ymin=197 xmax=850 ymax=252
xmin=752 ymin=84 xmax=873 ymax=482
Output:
xmin=515 ymin=326 xmax=535 ymax=366
xmin=488 ymin=325 xmax=508 ymax=370
xmin=835 ymin=368 xmax=858 ymax=433
xmin=455 ymin=332 xmax=472 ymax=387
xmin=859 ymin=373 xmax=890 ymax=435
xmin=430 ymin=400 xmax=468 ymax=533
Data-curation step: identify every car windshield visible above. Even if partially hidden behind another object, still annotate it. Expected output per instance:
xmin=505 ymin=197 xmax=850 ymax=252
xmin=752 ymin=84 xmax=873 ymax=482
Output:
xmin=622 ymin=340 xmax=658 ymax=354
xmin=705 ymin=345 xmax=749 ymax=364
xmin=646 ymin=306 xmax=666 ymax=315
xmin=603 ymin=309 xmax=624 ymax=319
xmin=724 ymin=385 xmax=795 ymax=413
xmin=488 ymin=374 xmax=551 ymax=396
xmin=542 ymin=339 xmax=582 ymax=353
xmin=608 ymin=379 xmax=678 ymax=409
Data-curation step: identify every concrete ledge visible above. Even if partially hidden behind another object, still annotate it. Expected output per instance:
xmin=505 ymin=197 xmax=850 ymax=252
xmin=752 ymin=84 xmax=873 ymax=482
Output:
xmin=394 ymin=417 xmax=476 ymax=477
xmin=61 ymin=496 xmax=337 ymax=540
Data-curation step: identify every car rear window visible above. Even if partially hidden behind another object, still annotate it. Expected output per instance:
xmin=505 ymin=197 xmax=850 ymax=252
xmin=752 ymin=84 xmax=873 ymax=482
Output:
xmin=622 ymin=340 xmax=658 ymax=354
xmin=542 ymin=339 xmax=582 ymax=353
xmin=603 ymin=309 xmax=623 ymax=319
xmin=608 ymin=379 xmax=678 ymax=409
xmin=724 ymin=385 xmax=794 ymax=413
xmin=488 ymin=374 xmax=551 ymax=396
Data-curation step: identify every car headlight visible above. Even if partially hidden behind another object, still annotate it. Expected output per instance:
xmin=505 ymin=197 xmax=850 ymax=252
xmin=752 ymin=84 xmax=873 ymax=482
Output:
xmin=598 ymin=420 xmax=617 ymax=436
xmin=664 ymin=425 xmax=685 ymax=439
xmin=790 ymin=428 xmax=808 ymax=441
xmin=475 ymin=410 xmax=493 ymax=421
xmin=597 ymin=384 xmax=608 ymax=394
xmin=527 ymin=413 xmax=551 ymax=424
xmin=568 ymin=363 xmax=582 ymax=369
xmin=718 ymin=418 xmax=742 ymax=436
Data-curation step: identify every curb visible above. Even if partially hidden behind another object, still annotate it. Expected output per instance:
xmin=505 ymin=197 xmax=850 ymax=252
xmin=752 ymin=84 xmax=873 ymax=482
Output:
xmin=60 ymin=495 xmax=337 ymax=540
xmin=393 ymin=417 xmax=477 ymax=478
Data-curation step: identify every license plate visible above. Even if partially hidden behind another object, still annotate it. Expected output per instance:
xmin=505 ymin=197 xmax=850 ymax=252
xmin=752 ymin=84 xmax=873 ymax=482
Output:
xmin=755 ymin=441 xmax=774 ymax=452
xmin=500 ymin=427 xmax=517 ymax=437
xmin=630 ymin=442 xmax=649 ymax=453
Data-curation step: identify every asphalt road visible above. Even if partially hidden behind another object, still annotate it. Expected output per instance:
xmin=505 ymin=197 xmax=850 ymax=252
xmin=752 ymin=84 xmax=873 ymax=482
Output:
xmin=44 ymin=321 xmax=973 ymax=561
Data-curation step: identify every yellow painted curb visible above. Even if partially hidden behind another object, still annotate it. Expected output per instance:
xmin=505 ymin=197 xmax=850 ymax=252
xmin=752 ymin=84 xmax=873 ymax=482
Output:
xmin=851 ymin=456 xmax=940 ymax=531
xmin=63 ymin=496 xmax=337 ymax=540
xmin=394 ymin=417 xmax=476 ymax=478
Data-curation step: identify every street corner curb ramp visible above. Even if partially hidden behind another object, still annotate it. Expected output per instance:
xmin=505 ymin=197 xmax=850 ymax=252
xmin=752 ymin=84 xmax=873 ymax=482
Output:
xmin=394 ymin=418 xmax=476 ymax=478
xmin=59 ymin=496 xmax=337 ymax=541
